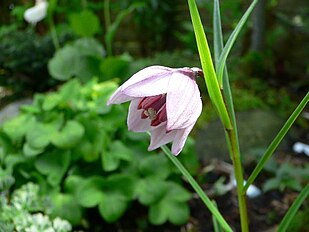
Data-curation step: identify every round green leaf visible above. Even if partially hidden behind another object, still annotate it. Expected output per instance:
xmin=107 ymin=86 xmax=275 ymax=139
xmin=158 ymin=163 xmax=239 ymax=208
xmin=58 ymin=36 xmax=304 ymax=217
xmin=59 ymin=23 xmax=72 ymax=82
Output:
xmin=48 ymin=46 xmax=79 ymax=81
xmin=166 ymin=182 xmax=192 ymax=202
xmin=139 ymin=155 xmax=170 ymax=179
xmin=109 ymin=141 xmax=133 ymax=161
xmin=102 ymin=151 xmax=120 ymax=172
xmin=73 ymin=38 xmax=105 ymax=58
xmin=100 ymin=56 xmax=129 ymax=79
xmin=64 ymin=175 xmax=85 ymax=194
xmin=75 ymin=56 xmax=102 ymax=82
xmin=23 ymin=143 xmax=44 ymax=157
xmin=78 ymin=141 xmax=99 ymax=162
xmin=51 ymin=193 xmax=82 ymax=226
xmin=98 ymin=193 xmax=128 ymax=223
xmin=51 ymin=120 xmax=85 ymax=149
xmin=106 ymin=174 xmax=136 ymax=200
xmin=149 ymin=182 xmax=191 ymax=225
xmin=168 ymin=202 xmax=190 ymax=225
xmin=136 ymin=177 xmax=167 ymax=205
xmin=75 ymin=176 xmax=105 ymax=208
xmin=149 ymin=202 xmax=168 ymax=225
xmin=34 ymin=150 xmax=71 ymax=186
xmin=69 ymin=10 xmax=100 ymax=37
xmin=42 ymin=93 xmax=62 ymax=111
xmin=102 ymin=141 xmax=133 ymax=172
xmin=26 ymin=123 xmax=54 ymax=149
xmin=3 ymin=114 xmax=35 ymax=142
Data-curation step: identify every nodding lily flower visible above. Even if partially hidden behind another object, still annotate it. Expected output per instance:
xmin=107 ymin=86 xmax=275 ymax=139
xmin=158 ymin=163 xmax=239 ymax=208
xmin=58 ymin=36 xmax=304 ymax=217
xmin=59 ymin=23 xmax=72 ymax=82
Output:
xmin=107 ymin=66 xmax=203 ymax=155
xmin=24 ymin=0 xmax=48 ymax=25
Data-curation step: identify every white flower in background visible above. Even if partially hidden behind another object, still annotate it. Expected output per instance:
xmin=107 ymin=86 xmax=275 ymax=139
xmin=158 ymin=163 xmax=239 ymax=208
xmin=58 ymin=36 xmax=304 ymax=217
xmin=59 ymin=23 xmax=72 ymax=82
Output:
xmin=24 ymin=0 xmax=48 ymax=24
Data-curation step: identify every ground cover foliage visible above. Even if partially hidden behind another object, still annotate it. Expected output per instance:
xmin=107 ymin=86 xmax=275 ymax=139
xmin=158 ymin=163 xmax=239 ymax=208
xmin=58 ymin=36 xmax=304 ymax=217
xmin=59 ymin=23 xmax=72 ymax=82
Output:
xmin=0 ymin=78 xmax=200 ymax=231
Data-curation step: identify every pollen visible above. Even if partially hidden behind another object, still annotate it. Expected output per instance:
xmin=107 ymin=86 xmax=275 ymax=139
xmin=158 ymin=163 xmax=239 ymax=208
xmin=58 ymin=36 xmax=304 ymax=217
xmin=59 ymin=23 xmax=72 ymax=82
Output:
xmin=138 ymin=94 xmax=167 ymax=126
xmin=144 ymin=108 xmax=157 ymax=120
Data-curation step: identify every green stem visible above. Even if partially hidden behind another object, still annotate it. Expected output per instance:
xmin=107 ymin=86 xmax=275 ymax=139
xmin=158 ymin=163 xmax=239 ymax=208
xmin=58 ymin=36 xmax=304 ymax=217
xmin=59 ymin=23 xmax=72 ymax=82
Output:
xmin=161 ymin=145 xmax=233 ymax=232
xmin=216 ymin=0 xmax=259 ymax=85
xmin=188 ymin=0 xmax=248 ymax=230
xmin=243 ymin=91 xmax=309 ymax=193
xmin=225 ymin=128 xmax=249 ymax=232
xmin=48 ymin=18 xmax=60 ymax=51
xmin=81 ymin=0 xmax=87 ymax=8
xmin=47 ymin=0 xmax=60 ymax=51
xmin=104 ymin=0 xmax=112 ymax=55
xmin=104 ymin=0 xmax=111 ymax=34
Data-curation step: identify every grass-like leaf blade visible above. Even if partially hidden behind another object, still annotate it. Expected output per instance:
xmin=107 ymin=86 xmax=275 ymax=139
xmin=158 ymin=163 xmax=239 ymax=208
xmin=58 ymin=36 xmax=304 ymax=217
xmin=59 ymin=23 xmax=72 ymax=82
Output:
xmin=188 ymin=0 xmax=232 ymax=129
xmin=277 ymin=183 xmax=309 ymax=232
xmin=161 ymin=145 xmax=233 ymax=232
xmin=244 ymin=92 xmax=309 ymax=192
xmin=217 ymin=0 xmax=259 ymax=86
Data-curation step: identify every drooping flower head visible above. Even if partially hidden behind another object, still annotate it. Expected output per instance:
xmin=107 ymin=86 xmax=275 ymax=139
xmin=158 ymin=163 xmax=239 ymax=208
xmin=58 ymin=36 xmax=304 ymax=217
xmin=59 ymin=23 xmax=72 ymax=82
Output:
xmin=107 ymin=66 xmax=203 ymax=155
xmin=24 ymin=0 xmax=48 ymax=25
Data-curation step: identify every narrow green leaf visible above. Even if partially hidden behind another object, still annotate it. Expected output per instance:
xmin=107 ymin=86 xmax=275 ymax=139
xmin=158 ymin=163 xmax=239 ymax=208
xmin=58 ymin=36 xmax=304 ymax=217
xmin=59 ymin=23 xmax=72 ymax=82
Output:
xmin=105 ymin=3 xmax=143 ymax=55
xmin=217 ymin=0 xmax=259 ymax=85
xmin=161 ymin=145 xmax=233 ymax=232
xmin=212 ymin=201 xmax=223 ymax=232
xmin=244 ymin=92 xmax=309 ymax=193
xmin=188 ymin=0 xmax=232 ymax=129
xmin=277 ymin=183 xmax=309 ymax=232
xmin=213 ymin=0 xmax=240 ymax=159
xmin=213 ymin=0 xmax=224 ymax=68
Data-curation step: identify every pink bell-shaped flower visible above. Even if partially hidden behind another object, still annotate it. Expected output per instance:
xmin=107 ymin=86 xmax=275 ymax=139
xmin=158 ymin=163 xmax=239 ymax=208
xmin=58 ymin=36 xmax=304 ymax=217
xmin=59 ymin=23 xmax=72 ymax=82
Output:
xmin=107 ymin=66 xmax=203 ymax=155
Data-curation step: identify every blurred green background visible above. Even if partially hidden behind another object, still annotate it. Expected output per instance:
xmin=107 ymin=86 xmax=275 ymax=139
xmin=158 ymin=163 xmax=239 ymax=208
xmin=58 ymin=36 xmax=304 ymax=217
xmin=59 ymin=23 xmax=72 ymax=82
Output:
xmin=0 ymin=0 xmax=308 ymax=231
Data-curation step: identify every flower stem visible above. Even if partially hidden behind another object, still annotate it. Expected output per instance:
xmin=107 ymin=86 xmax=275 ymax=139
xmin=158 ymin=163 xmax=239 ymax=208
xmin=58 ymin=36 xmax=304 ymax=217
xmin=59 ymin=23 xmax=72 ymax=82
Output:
xmin=104 ymin=0 xmax=112 ymax=55
xmin=225 ymin=128 xmax=249 ymax=232
xmin=48 ymin=18 xmax=60 ymax=51
xmin=47 ymin=0 xmax=60 ymax=51
xmin=213 ymin=4 xmax=248 ymax=230
xmin=104 ymin=0 xmax=111 ymax=30
xmin=161 ymin=145 xmax=233 ymax=232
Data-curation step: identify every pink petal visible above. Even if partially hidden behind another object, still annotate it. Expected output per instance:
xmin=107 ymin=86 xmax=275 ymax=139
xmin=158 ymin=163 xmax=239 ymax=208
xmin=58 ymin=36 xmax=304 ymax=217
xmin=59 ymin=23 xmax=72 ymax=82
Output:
xmin=122 ymin=66 xmax=173 ymax=97
xmin=107 ymin=87 xmax=134 ymax=105
xmin=171 ymin=124 xmax=195 ymax=155
xmin=148 ymin=125 xmax=177 ymax=151
xmin=127 ymin=98 xmax=151 ymax=132
xmin=122 ymin=66 xmax=171 ymax=89
xmin=166 ymin=70 xmax=202 ymax=130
